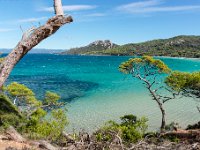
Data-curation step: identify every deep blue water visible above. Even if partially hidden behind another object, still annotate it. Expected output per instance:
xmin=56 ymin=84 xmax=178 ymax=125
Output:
xmin=6 ymin=54 xmax=200 ymax=132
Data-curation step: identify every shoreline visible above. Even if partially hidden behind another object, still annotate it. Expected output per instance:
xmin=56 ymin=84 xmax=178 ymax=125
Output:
xmin=59 ymin=53 xmax=200 ymax=60
xmin=155 ymin=55 xmax=200 ymax=60
xmin=3 ymin=52 xmax=199 ymax=60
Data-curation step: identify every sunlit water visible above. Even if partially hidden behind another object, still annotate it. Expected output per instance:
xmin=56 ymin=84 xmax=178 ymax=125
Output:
xmin=7 ymin=54 xmax=200 ymax=133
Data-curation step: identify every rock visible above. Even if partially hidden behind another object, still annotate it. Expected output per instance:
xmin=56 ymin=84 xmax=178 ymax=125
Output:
xmin=66 ymin=145 xmax=76 ymax=150
xmin=112 ymin=137 xmax=120 ymax=144
xmin=80 ymin=133 xmax=90 ymax=143
xmin=76 ymin=143 xmax=86 ymax=150
xmin=62 ymin=132 xmax=75 ymax=143
xmin=5 ymin=126 xmax=25 ymax=143
xmin=39 ymin=140 xmax=58 ymax=150
xmin=29 ymin=141 xmax=41 ymax=147
xmin=89 ymin=40 xmax=114 ymax=49
xmin=109 ymin=144 xmax=123 ymax=150
xmin=192 ymin=143 xmax=199 ymax=149
xmin=0 ymin=135 xmax=9 ymax=140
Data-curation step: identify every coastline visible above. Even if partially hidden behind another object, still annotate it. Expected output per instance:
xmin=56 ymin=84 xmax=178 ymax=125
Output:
xmin=155 ymin=55 xmax=200 ymax=60
xmin=59 ymin=53 xmax=200 ymax=60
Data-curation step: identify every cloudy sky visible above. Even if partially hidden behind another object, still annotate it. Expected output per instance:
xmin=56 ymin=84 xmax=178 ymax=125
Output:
xmin=0 ymin=0 xmax=200 ymax=49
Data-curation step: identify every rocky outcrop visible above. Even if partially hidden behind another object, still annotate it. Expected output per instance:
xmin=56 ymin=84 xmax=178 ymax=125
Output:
xmin=61 ymin=40 xmax=118 ymax=55
xmin=1 ymin=126 xmax=58 ymax=150
xmin=88 ymin=40 xmax=115 ymax=49
xmin=61 ymin=35 xmax=200 ymax=58
xmin=5 ymin=126 xmax=25 ymax=143
xmin=39 ymin=140 xmax=58 ymax=150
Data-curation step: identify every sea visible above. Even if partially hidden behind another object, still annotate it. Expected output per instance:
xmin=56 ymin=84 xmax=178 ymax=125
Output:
xmin=6 ymin=54 xmax=200 ymax=133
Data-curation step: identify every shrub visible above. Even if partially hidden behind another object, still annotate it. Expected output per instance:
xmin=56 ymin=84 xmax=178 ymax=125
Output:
xmin=1 ymin=82 xmax=68 ymax=143
xmin=0 ymin=113 xmax=22 ymax=128
xmin=24 ymin=109 xmax=68 ymax=142
xmin=95 ymin=114 xmax=148 ymax=143
xmin=0 ymin=94 xmax=23 ymax=128
xmin=0 ymin=94 xmax=21 ymax=116
xmin=186 ymin=121 xmax=200 ymax=130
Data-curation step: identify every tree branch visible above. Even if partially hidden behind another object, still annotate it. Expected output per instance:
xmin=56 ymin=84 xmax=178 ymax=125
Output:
xmin=0 ymin=15 xmax=73 ymax=88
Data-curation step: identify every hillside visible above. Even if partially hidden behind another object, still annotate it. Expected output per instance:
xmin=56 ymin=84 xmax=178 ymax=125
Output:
xmin=61 ymin=40 xmax=118 ymax=55
xmin=61 ymin=36 xmax=200 ymax=58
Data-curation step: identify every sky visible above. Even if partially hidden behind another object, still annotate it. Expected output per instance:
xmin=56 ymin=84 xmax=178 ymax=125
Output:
xmin=0 ymin=0 xmax=200 ymax=49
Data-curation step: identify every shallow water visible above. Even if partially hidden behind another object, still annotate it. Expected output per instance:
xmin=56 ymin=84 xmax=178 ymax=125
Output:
xmin=7 ymin=54 xmax=200 ymax=133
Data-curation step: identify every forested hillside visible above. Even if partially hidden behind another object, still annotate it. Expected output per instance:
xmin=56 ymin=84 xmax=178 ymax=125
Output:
xmin=62 ymin=36 xmax=200 ymax=58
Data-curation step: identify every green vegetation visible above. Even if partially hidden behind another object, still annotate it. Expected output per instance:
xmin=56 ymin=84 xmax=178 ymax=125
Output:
xmin=119 ymin=55 xmax=171 ymax=74
xmin=0 ymin=57 xmax=4 ymax=63
xmin=24 ymin=108 xmax=68 ymax=141
xmin=62 ymin=36 xmax=200 ymax=58
xmin=95 ymin=114 xmax=148 ymax=143
xmin=6 ymin=82 xmax=40 ymax=107
xmin=0 ymin=82 xmax=68 ymax=142
xmin=166 ymin=71 xmax=200 ymax=112
xmin=166 ymin=71 xmax=200 ymax=98
xmin=61 ymin=40 xmax=118 ymax=55
xmin=0 ymin=95 xmax=22 ymax=128
xmin=5 ymin=82 xmax=64 ymax=114
xmin=0 ymin=94 xmax=21 ymax=116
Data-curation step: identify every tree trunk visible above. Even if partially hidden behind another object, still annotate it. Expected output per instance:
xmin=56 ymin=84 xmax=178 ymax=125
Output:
xmin=159 ymin=103 xmax=166 ymax=133
xmin=54 ymin=0 xmax=64 ymax=15
xmin=138 ymin=76 xmax=167 ymax=132
xmin=147 ymin=83 xmax=166 ymax=132
xmin=0 ymin=15 xmax=73 ymax=88
xmin=153 ymin=94 xmax=166 ymax=132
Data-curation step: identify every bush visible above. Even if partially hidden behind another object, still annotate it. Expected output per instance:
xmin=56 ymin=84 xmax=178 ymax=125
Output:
xmin=0 ymin=113 xmax=22 ymax=128
xmin=23 ymin=109 xmax=68 ymax=142
xmin=186 ymin=121 xmax=200 ymax=130
xmin=0 ymin=94 xmax=21 ymax=116
xmin=1 ymin=82 xmax=68 ymax=143
xmin=0 ymin=95 xmax=23 ymax=128
xmin=95 ymin=114 xmax=148 ymax=144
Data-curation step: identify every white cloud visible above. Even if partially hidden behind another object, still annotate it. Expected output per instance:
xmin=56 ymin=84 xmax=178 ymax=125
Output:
xmin=140 ymin=6 xmax=200 ymax=13
xmin=0 ymin=28 xmax=14 ymax=32
xmin=41 ymin=5 xmax=97 ymax=12
xmin=117 ymin=0 xmax=200 ymax=14
xmin=17 ymin=17 xmax=47 ymax=23
xmin=118 ymin=0 xmax=161 ymax=11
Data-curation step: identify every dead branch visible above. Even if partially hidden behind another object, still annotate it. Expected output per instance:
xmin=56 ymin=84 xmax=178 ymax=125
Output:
xmin=54 ymin=0 xmax=64 ymax=15
xmin=0 ymin=15 xmax=73 ymax=88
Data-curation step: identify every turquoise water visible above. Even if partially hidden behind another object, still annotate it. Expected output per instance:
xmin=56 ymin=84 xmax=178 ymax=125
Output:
xmin=7 ymin=54 xmax=200 ymax=133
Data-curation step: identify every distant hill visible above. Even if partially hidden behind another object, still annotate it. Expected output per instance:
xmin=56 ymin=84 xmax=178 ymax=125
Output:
xmin=61 ymin=40 xmax=119 ymax=55
xmin=0 ymin=49 xmax=64 ymax=54
xmin=61 ymin=36 xmax=200 ymax=58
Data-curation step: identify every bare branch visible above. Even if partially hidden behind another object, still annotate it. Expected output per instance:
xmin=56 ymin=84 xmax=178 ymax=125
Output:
xmin=0 ymin=15 xmax=73 ymax=88
xmin=54 ymin=0 xmax=64 ymax=16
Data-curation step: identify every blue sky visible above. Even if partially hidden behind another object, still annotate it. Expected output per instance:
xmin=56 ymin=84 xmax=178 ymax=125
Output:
xmin=0 ymin=0 xmax=200 ymax=49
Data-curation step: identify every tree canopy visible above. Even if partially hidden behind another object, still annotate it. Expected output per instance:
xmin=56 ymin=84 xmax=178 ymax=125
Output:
xmin=166 ymin=71 xmax=200 ymax=98
xmin=119 ymin=56 xmax=171 ymax=75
